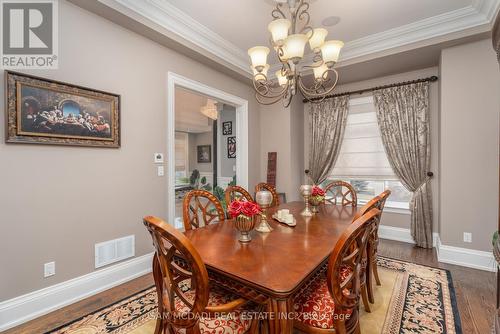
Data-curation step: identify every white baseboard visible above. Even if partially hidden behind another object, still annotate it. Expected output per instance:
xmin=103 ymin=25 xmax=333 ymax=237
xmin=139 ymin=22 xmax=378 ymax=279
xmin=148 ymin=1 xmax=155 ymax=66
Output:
xmin=379 ymin=225 xmax=496 ymax=272
xmin=378 ymin=224 xmax=439 ymax=247
xmin=0 ymin=252 xmax=154 ymax=332
xmin=435 ymin=237 xmax=496 ymax=272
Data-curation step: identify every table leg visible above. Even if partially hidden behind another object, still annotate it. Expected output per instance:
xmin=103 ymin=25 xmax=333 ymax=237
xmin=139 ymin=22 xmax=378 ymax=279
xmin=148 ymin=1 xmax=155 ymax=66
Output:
xmin=267 ymin=297 xmax=293 ymax=334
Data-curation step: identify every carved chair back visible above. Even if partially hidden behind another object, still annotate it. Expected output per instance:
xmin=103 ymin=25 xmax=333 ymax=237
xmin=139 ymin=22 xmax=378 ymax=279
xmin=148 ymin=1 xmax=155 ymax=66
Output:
xmin=352 ymin=195 xmax=381 ymax=221
xmin=255 ymin=182 xmax=280 ymax=207
xmin=377 ymin=190 xmax=391 ymax=212
xmin=143 ymin=216 xmax=209 ymax=331
xmin=224 ymin=185 xmax=254 ymax=205
xmin=183 ymin=190 xmax=225 ymax=230
xmin=324 ymin=180 xmax=358 ymax=207
xmin=326 ymin=208 xmax=380 ymax=315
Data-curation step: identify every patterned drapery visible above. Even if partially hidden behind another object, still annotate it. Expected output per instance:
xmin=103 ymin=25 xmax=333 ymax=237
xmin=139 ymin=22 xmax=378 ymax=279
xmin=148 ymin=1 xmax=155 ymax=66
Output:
xmin=308 ymin=96 xmax=350 ymax=185
xmin=373 ymin=82 xmax=433 ymax=248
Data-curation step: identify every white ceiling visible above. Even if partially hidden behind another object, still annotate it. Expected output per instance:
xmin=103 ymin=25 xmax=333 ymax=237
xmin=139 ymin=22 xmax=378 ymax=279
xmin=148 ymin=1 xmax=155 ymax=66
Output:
xmin=71 ymin=0 xmax=500 ymax=80
xmin=166 ymin=0 xmax=473 ymax=52
xmin=175 ymin=88 xmax=212 ymax=133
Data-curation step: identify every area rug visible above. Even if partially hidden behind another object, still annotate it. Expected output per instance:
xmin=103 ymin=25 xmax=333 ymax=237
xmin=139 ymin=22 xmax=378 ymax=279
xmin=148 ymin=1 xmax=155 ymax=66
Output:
xmin=45 ymin=257 xmax=462 ymax=334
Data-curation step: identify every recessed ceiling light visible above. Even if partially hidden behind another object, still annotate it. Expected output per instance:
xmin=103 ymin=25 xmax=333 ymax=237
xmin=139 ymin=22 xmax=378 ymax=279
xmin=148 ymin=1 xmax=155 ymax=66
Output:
xmin=322 ymin=16 xmax=341 ymax=27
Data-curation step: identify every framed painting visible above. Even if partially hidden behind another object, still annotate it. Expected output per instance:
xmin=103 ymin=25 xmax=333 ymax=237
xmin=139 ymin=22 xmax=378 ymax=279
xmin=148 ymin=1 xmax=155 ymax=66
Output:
xmin=227 ymin=136 xmax=236 ymax=159
xmin=197 ymin=145 xmax=211 ymax=163
xmin=222 ymin=121 xmax=232 ymax=135
xmin=5 ymin=71 xmax=120 ymax=147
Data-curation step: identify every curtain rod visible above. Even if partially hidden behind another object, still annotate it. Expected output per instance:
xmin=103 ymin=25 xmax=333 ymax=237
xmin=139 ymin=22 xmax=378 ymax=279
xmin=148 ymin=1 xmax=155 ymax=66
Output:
xmin=304 ymin=75 xmax=438 ymax=103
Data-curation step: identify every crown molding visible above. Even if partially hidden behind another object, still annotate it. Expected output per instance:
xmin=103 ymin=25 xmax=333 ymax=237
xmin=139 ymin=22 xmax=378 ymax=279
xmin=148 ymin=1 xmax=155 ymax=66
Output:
xmin=110 ymin=0 xmax=250 ymax=74
xmin=103 ymin=0 xmax=499 ymax=77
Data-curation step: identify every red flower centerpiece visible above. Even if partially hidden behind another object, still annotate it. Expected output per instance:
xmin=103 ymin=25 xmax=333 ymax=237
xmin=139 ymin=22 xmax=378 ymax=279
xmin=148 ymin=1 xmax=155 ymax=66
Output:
xmin=229 ymin=200 xmax=262 ymax=243
xmin=309 ymin=185 xmax=325 ymax=213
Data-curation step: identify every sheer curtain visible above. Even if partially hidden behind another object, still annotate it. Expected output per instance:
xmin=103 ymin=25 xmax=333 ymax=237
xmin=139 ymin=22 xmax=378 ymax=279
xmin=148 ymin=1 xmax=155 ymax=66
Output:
xmin=308 ymin=96 xmax=350 ymax=185
xmin=373 ymin=82 xmax=433 ymax=248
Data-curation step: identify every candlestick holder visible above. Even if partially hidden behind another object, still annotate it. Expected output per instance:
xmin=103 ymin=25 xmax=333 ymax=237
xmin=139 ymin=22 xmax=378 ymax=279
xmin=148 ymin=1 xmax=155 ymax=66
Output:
xmin=300 ymin=185 xmax=313 ymax=217
xmin=255 ymin=190 xmax=273 ymax=233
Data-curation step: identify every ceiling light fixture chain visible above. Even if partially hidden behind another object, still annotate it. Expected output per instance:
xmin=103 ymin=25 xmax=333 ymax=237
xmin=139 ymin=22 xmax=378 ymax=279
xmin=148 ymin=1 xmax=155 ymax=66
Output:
xmin=248 ymin=0 xmax=344 ymax=106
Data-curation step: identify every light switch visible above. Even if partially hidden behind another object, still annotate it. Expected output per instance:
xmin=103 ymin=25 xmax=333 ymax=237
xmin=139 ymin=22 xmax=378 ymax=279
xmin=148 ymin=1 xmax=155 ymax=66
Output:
xmin=157 ymin=166 xmax=164 ymax=176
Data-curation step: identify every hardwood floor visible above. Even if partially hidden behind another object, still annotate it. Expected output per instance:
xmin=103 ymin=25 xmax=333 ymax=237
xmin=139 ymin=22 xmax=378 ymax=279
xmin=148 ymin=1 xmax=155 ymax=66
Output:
xmin=4 ymin=239 xmax=496 ymax=334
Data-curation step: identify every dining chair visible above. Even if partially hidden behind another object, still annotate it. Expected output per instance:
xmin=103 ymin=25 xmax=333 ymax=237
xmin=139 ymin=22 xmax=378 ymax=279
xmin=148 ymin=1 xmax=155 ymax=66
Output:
xmin=293 ymin=208 xmax=380 ymax=334
xmin=324 ymin=180 xmax=358 ymax=207
xmin=368 ymin=190 xmax=391 ymax=290
xmin=183 ymin=189 xmax=225 ymax=230
xmin=351 ymin=195 xmax=383 ymax=309
xmin=255 ymin=182 xmax=280 ymax=207
xmin=224 ymin=185 xmax=254 ymax=205
xmin=143 ymin=216 xmax=259 ymax=334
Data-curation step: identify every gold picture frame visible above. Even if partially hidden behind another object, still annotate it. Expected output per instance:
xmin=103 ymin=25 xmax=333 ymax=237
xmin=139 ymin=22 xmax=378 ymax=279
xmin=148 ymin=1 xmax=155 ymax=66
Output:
xmin=5 ymin=70 xmax=120 ymax=147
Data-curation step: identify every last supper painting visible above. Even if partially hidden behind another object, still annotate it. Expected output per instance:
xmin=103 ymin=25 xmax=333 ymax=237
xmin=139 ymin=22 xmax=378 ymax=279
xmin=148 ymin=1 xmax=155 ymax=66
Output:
xmin=5 ymin=71 xmax=120 ymax=147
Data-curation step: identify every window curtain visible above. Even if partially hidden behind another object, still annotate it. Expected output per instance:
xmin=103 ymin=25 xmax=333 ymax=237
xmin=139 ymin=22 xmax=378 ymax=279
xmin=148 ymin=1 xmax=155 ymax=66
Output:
xmin=308 ymin=96 xmax=350 ymax=185
xmin=373 ymin=82 xmax=433 ymax=248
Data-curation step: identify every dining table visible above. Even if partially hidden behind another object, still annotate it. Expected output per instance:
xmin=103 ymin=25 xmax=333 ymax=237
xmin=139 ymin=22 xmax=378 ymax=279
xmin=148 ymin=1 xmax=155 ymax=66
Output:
xmin=183 ymin=201 xmax=358 ymax=334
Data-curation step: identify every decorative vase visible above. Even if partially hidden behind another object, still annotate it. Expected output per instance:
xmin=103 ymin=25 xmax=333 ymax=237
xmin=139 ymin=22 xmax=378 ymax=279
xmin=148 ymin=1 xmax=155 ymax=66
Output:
xmin=255 ymin=190 xmax=273 ymax=233
xmin=235 ymin=215 xmax=256 ymax=242
xmin=309 ymin=196 xmax=323 ymax=214
xmin=300 ymin=185 xmax=313 ymax=217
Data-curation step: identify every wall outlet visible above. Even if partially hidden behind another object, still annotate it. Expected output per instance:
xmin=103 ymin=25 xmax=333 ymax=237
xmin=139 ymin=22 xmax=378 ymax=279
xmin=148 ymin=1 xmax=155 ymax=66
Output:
xmin=44 ymin=262 xmax=55 ymax=278
xmin=463 ymin=232 xmax=472 ymax=243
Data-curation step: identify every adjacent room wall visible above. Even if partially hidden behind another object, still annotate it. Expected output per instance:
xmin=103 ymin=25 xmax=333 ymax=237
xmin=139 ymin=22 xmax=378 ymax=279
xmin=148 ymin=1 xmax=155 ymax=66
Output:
xmin=219 ymin=105 xmax=236 ymax=178
xmin=302 ymin=67 xmax=441 ymax=231
xmin=439 ymin=39 xmax=500 ymax=251
xmin=188 ymin=131 xmax=213 ymax=173
xmin=0 ymin=0 xmax=261 ymax=301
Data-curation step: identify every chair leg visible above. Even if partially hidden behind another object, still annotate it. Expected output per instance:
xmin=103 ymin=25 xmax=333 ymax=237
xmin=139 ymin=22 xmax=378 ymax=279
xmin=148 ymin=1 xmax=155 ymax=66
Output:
xmin=333 ymin=319 xmax=347 ymax=334
xmin=372 ymin=259 xmax=381 ymax=286
xmin=361 ymin=285 xmax=371 ymax=313
xmin=366 ymin=259 xmax=375 ymax=304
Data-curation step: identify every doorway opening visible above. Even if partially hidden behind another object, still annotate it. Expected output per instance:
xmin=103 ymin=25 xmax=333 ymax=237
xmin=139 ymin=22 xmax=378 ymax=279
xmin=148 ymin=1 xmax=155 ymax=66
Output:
xmin=167 ymin=73 xmax=248 ymax=228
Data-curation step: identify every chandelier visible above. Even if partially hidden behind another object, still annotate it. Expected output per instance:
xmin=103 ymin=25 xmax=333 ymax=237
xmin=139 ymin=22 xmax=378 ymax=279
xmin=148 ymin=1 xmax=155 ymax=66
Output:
xmin=248 ymin=0 xmax=344 ymax=106
xmin=200 ymin=99 xmax=218 ymax=120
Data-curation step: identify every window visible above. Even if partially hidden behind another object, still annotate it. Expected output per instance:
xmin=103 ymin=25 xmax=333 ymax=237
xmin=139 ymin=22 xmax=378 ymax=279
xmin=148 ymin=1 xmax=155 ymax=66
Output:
xmin=175 ymin=132 xmax=189 ymax=186
xmin=329 ymin=96 xmax=411 ymax=210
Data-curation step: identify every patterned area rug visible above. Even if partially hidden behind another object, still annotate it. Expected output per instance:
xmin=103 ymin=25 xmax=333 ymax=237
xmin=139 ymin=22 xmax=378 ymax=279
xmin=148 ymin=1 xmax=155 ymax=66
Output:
xmin=45 ymin=257 xmax=462 ymax=334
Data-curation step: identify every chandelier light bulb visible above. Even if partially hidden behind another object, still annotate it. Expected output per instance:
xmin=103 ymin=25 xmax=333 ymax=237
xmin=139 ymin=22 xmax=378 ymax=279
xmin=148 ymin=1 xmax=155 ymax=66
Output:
xmin=284 ymin=34 xmax=308 ymax=63
xmin=307 ymin=28 xmax=328 ymax=52
xmin=313 ymin=63 xmax=329 ymax=81
xmin=275 ymin=70 xmax=288 ymax=86
xmin=321 ymin=40 xmax=344 ymax=65
xmin=268 ymin=19 xmax=291 ymax=45
xmin=253 ymin=64 xmax=270 ymax=81
xmin=248 ymin=46 xmax=270 ymax=71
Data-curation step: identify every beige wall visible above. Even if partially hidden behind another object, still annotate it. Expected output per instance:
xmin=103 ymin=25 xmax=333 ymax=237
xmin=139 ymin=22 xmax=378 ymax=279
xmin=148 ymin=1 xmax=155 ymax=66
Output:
xmin=439 ymin=39 xmax=500 ymax=251
xmin=303 ymin=67 xmax=441 ymax=231
xmin=259 ymin=96 xmax=304 ymax=202
xmin=0 ymin=0 xmax=261 ymax=301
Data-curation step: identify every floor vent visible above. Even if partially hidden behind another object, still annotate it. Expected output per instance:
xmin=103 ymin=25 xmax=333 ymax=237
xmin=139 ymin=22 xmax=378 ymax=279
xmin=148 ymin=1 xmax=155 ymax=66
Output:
xmin=95 ymin=235 xmax=135 ymax=268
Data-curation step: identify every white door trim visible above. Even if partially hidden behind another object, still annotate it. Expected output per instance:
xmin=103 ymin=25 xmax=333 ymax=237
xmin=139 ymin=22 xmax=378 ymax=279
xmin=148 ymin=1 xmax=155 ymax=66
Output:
xmin=167 ymin=72 xmax=249 ymax=226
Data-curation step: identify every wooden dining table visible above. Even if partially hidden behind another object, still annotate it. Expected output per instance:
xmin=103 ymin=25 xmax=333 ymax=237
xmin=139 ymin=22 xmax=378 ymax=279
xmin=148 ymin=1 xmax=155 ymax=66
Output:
xmin=184 ymin=201 xmax=358 ymax=334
